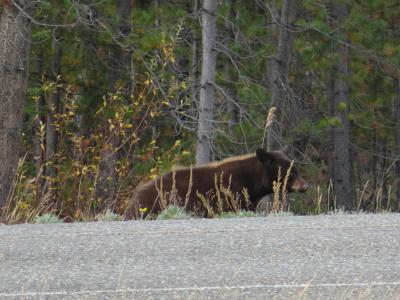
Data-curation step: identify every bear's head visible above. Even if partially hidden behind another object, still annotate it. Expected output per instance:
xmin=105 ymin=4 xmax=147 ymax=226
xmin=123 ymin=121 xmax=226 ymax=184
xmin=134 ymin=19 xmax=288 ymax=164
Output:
xmin=256 ymin=148 xmax=308 ymax=194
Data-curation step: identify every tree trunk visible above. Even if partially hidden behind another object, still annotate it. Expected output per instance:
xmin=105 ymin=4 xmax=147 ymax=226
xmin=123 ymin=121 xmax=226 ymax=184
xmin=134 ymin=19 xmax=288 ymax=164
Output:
xmin=196 ymin=0 xmax=218 ymax=165
xmin=371 ymin=126 xmax=378 ymax=209
xmin=330 ymin=3 xmax=353 ymax=211
xmin=266 ymin=0 xmax=296 ymax=151
xmin=33 ymin=51 xmax=46 ymax=205
xmin=265 ymin=1 xmax=280 ymax=91
xmin=327 ymin=71 xmax=336 ymax=210
xmin=395 ymin=77 xmax=400 ymax=210
xmin=95 ymin=0 xmax=132 ymax=208
xmin=45 ymin=38 xmax=62 ymax=184
xmin=380 ymin=140 xmax=389 ymax=210
xmin=191 ymin=0 xmax=199 ymax=110
xmin=95 ymin=133 xmax=119 ymax=208
xmin=0 ymin=1 xmax=33 ymax=211
xmin=223 ymin=0 xmax=239 ymax=135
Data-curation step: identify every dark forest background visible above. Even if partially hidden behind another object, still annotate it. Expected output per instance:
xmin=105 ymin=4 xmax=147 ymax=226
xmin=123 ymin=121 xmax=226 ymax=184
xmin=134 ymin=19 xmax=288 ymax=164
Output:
xmin=0 ymin=0 xmax=399 ymax=223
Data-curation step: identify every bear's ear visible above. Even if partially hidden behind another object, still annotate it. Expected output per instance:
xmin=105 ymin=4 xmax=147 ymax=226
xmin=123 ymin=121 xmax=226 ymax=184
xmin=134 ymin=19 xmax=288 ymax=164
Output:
xmin=256 ymin=148 xmax=273 ymax=164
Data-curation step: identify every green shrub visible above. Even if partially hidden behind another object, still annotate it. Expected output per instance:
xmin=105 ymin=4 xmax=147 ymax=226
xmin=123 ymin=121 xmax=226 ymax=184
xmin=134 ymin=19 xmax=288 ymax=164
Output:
xmin=95 ymin=209 xmax=124 ymax=222
xmin=156 ymin=205 xmax=191 ymax=220
xmin=34 ymin=213 xmax=62 ymax=224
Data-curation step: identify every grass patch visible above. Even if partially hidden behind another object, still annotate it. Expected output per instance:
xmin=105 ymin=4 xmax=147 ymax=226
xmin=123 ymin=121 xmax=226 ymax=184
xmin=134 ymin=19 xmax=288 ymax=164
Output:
xmin=95 ymin=209 xmax=124 ymax=222
xmin=216 ymin=210 xmax=259 ymax=218
xmin=268 ymin=211 xmax=294 ymax=217
xmin=156 ymin=205 xmax=191 ymax=220
xmin=34 ymin=213 xmax=62 ymax=224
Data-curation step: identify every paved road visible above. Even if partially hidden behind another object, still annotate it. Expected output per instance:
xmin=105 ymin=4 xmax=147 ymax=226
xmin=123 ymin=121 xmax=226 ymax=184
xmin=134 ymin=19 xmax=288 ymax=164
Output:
xmin=1 ymin=214 xmax=400 ymax=299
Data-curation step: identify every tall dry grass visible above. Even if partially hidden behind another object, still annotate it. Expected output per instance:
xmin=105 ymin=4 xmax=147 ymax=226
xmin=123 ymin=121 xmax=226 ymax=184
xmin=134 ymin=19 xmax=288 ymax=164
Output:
xmin=270 ymin=161 xmax=294 ymax=213
xmin=2 ymin=155 xmax=55 ymax=224
xmin=151 ymin=169 xmax=252 ymax=218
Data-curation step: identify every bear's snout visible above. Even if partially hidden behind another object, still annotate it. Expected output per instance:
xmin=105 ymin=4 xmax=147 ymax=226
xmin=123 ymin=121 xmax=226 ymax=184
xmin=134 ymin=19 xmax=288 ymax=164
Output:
xmin=291 ymin=177 xmax=308 ymax=193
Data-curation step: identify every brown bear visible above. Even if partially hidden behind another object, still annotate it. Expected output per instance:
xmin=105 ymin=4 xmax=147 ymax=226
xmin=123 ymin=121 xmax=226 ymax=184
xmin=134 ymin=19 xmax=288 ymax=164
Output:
xmin=124 ymin=148 xmax=308 ymax=219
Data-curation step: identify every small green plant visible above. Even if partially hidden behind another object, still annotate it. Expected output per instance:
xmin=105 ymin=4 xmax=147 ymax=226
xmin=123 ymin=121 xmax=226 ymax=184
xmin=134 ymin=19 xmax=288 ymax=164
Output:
xmin=34 ymin=213 xmax=62 ymax=224
xmin=95 ymin=209 xmax=124 ymax=222
xmin=327 ymin=208 xmax=348 ymax=215
xmin=156 ymin=205 xmax=191 ymax=220
xmin=217 ymin=210 xmax=259 ymax=218
xmin=268 ymin=211 xmax=294 ymax=217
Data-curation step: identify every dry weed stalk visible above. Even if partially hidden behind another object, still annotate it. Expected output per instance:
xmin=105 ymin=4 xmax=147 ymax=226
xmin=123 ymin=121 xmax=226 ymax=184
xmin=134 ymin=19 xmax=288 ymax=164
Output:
xmin=271 ymin=162 xmax=294 ymax=213
xmin=242 ymin=187 xmax=251 ymax=209
xmin=220 ymin=187 xmax=239 ymax=213
xmin=220 ymin=174 xmax=240 ymax=213
xmin=195 ymin=172 xmax=250 ymax=216
xmin=261 ymin=107 xmax=277 ymax=149
xmin=2 ymin=155 xmax=55 ymax=224
xmin=196 ymin=191 xmax=214 ymax=217
xmin=327 ymin=179 xmax=338 ymax=210
xmin=3 ymin=192 xmax=54 ymax=224
xmin=170 ymin=169 xmax=178 ymax=205
xmin=155 ymin=175 xmax=167 ymax=210
xmin=327 ymin=179 xmax=336 ymax=211
xmin=91 ymin=165 xmax=100 ymax=205
xmin=184 ymin=166 xmax=193 ymax=209
xmin=386 ymin=185 xmax=392 ymax=211
xmin=316 ymin=185 xmax=322 ymax=214
xmin=357 ymin=180 xmax=369 ymax=212
xmin=281 ymin=160 xmax=294 ymax=209
xmin=272 ymin=167 xmax=282 ymax=212
xmin=5 ymin=154 xmax=27 ymax=209
xmin=155 ymin=170 xmax=180 ymax=211
xmin=375 ymin=186 xmax=383 ymax=212
xmin=214 ymin=172 xmax=223 ymax=214
xmin=327 ymin=179 xmax=331 ymax=210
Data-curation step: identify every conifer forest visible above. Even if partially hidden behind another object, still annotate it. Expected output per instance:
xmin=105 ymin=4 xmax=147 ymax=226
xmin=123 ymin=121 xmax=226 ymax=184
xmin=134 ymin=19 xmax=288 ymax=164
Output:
xmin=0 ymin=0 xmax=399 ymax=223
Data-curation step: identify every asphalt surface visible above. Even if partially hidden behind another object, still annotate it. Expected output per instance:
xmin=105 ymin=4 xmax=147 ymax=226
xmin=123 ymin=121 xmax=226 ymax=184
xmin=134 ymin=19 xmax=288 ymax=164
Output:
xmin=1 ymin=214 xmax=400 ymax=299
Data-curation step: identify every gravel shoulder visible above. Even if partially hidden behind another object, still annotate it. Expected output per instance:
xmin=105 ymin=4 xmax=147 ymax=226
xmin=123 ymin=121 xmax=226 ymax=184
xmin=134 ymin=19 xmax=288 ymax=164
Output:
xmin=1 ymin=214 xmax=400 ymax=299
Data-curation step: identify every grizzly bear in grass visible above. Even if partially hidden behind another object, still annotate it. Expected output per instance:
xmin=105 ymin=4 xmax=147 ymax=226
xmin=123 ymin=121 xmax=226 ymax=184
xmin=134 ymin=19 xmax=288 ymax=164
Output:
xmin=124 ymin=148 xmax=308 ymax=219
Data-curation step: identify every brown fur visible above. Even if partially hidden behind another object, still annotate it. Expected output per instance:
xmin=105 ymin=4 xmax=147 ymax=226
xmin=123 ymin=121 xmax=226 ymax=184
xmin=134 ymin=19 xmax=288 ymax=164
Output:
xmin=124 ymin=149 xmax=308 ymax=219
